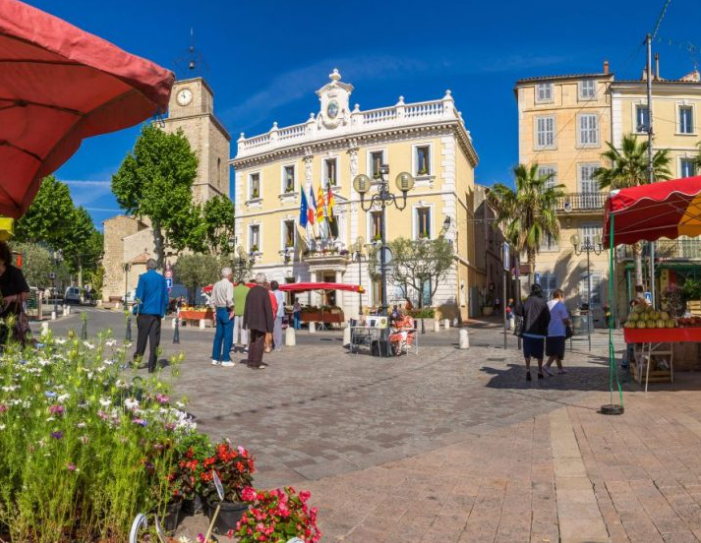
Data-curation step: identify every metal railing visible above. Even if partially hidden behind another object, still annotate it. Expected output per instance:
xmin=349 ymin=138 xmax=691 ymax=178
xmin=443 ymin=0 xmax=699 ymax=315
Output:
xmin=555 ymin=192 xmax=606 ymax=213
xmin=617 ymin=239 xmax=701 ymax=260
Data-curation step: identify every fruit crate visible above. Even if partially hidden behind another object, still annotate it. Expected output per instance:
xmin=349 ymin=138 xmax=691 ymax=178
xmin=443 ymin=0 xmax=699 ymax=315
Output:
xmin=630 ymin=353 xmax=673 ymax=384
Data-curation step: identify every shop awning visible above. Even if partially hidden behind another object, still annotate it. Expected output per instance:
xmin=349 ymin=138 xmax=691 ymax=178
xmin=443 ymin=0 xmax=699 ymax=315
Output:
xmin=603 ymin=176 xmax=701 ymax=248
xmin=0 ymin=0 xmax=174 ymax=218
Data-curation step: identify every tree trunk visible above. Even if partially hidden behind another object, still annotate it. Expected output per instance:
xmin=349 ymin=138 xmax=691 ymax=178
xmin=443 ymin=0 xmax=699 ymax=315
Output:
xmin=633 ymin=243 xmax=644 ymax=288
xmin=527 ymin=249 xmax=536 ymax=287
xmin=153 ymin=225 xmax=165 ymax=270
xmin=77 ymin=258 xmax=83 ymax=289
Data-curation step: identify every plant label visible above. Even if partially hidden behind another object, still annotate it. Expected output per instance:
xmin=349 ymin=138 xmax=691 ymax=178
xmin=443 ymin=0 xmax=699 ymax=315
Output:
xmin=212 ymin=470 xmax=224 ymax=501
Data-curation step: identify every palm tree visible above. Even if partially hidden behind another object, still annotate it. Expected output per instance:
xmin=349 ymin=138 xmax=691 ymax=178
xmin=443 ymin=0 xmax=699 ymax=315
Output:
xmin=594 ymin=134 xmax=672 ymax=286
xmin=488 ymin=163 xmax=565 ymax=281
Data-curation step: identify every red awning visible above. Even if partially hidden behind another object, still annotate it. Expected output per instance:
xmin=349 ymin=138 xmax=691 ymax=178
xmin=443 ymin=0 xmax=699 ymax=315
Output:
xmin=279 ymin=282 xmax=364 ymax=293
xmin=0 ymin=0 xmax=174 ymax=218
xmin=603 ymin=176 xmax=701 ymax=248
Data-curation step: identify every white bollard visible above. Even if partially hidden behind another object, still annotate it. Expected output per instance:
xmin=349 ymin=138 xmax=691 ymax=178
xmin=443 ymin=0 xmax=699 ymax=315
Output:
xmin=51 ymin=311 xmax=56 ymax=321
xmin=96 ymin=300 xmax=102 ymax=307
xmin=459 ymin=328 xmax=470 ymax=349
xmin=443 ymin=318 xmax=450 ymax=330
xmin=342 ymin=326 xmax=351 ymax=346
xmin=199 ymin=319 xmax=206 ymax=329
xmin=285 ymin=326 xmax=296 ymax=346
xmin=309 ymin=321 xmax=316 ymax=334
xmin=433 ymin=319 xmax=441 ymax=333
xmin=41 ymin=322 xmax=49 ymax=336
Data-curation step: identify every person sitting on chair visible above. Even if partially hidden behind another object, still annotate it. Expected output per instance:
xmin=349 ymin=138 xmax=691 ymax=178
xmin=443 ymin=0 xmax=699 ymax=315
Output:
xmin=388 ymin=310 xmax=415 ymax=356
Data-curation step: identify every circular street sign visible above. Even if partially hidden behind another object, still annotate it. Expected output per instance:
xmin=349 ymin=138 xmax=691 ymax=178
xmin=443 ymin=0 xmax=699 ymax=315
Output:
xmin=48 ymin=272 xmax=56 ymax=280
xmin=379 ymin=247 xmax=393 ymax=265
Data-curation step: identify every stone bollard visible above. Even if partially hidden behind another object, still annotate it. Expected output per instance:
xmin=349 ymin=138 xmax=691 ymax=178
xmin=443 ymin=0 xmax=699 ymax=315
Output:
xmin=433 ymin=320 xmax=440 ymax=333
xmin=96 ymin=300 xmax=102 ymax=307
xmin=342 ymin=326 xmax=351 ymax=347
xmin=116 ymin=302 xmax=122 ymax=311
xmin=41 ymin=322 xmax=49 ymax=336
xmin=459 ymin=328 xmax=470 ymax=349
xmin=51 ymin=311 xmax=56 ymax=321
xmin=309 ymin=321 xmax=316 ymax=334
xmin=285 ymin=326 xmax=296 ymax=346
xmin=443 ymin=318 xmax=450 ymax=330
xmin=199 ymin=319 xmax=206 ymax=329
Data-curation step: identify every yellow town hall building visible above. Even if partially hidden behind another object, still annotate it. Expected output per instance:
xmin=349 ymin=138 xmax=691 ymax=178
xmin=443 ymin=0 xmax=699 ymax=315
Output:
xmin=232 ymin=70 xmax=481 ymax=319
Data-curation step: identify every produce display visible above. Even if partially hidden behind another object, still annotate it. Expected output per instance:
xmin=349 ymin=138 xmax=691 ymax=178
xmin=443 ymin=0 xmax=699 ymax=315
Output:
xmin=624 ymin=305 xmax=701 ymax=329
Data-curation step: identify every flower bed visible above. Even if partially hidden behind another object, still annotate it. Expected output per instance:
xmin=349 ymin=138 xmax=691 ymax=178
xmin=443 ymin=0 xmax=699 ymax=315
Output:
xmin=0 ymin=328 xmax=321 ymax=543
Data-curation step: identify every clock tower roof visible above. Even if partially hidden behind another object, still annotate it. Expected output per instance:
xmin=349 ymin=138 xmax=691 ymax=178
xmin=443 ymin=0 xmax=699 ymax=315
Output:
xmin=315 ymin=68 xmax=354 ymax=98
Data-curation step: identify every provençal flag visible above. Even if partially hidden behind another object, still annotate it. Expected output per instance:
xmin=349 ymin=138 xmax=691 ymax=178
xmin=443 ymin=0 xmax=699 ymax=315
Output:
xmin=327 ymin=184 xmax=338 ymax=239
xmin=316 ymin=184 xmax=325 ymax=223
xmin=299 ymin=185 xmax=309 ymax=228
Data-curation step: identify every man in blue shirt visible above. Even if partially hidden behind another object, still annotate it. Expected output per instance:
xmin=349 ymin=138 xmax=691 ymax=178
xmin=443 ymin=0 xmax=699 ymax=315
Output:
xmin=133 ymin=259 xmax=168 ymax=373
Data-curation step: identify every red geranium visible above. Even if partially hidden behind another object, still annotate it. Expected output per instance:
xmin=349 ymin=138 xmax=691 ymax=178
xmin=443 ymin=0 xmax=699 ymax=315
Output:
xmin=201 ymin=441 xmax=255 ymax=503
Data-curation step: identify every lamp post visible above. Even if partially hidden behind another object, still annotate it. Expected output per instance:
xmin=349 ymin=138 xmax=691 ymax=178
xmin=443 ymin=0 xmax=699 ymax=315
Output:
xmin=123 ymin=262 xmax=132 ymax=341
xmin=571 ymin=233 xmax=603 ymax=352
xmin=353 ymin=236 xmax=365 ymax=317
xmin=52 ymin=249 xmax=63 ymax=317
xmin=353 ymin=166 xmax=415 ymax=355
xmin=233 ymin=246 xmax=254 ymax=284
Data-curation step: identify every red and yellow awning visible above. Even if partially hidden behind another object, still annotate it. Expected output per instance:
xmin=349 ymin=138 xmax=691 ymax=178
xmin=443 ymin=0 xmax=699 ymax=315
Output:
xmin=603 ymin=176 xmax=701 ymax=248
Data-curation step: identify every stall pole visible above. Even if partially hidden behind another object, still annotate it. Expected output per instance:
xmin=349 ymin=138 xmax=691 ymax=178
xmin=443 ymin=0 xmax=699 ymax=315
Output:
xmin=602 ymin=213 xmax=624 ymax=415
xmin=646 ymin=32 xmax=657 ymax=307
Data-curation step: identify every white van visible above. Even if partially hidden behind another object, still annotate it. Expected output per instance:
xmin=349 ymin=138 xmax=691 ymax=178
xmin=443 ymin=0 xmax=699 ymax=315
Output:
xmin=64 ymin=286 xmax=83 ymax=305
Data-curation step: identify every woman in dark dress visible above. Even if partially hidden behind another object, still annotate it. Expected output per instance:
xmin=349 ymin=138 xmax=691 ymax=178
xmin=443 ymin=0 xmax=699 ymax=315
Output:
xmin=0 ymin=242 xmax=31 ymax=346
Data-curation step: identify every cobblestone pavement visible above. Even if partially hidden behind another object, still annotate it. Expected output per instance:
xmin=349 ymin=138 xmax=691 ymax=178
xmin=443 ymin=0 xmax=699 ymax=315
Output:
xmin=38 ymin=311 xmax=701 ymax=543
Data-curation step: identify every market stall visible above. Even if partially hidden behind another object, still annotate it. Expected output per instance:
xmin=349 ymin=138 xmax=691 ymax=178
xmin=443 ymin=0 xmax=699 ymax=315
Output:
xmin=279 ymin=282 xmax=363 ymax=326
xmin=604 ymin=175 xmax=701 ymax=394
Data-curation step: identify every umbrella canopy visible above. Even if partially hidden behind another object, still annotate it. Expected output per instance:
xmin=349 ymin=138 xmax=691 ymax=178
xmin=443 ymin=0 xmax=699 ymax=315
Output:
xmin=0 ymin=0 xmax=174 ymax=218
xmin=603 ymin=176 xmax=701 ymax=248
xmin=278 ymin=282 xmax=364 ymax=293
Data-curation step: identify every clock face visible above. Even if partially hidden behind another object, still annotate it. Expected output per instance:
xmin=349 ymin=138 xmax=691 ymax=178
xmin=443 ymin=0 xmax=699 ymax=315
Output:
xmin=176 ymin=88 xmax=193 ymax=106
xmin=327 ymin=100 xmax=339 ymax=119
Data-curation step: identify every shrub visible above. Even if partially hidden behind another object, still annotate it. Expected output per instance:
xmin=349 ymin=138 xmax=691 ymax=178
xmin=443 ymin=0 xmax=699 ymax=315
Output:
xmin=409 ymin=307 xmax=435 ymax=319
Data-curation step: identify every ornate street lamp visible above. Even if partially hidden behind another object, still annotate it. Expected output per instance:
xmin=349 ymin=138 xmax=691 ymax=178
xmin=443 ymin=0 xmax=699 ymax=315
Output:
xmin=353 ymin=236 xmax=365 ymax=316
xmin=233 ymin=246 xmax=255 ymax=284
xmin=353 ymin=166 xmax=414 ymax=355
xmin=571 ymin=233 xmax=603 ymax=352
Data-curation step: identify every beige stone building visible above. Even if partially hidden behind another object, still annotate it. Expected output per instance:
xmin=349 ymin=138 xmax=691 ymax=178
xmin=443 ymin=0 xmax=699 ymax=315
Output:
xmin=102 ymin=77 xmax=231 ymax=301
xmin=231 ymin=70 xmax=482 ymax=320
xmin=515 ymin=59 xmax=701 ymax=321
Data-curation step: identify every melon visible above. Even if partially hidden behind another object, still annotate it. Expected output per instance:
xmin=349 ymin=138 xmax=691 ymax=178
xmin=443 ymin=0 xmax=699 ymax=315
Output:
xmin=660 ymin=311 xmax=670 ymax=320
xmin=666 ymin=319 xmax=676 ymax=328
xmin=637 ymin=320 xmax=647 ymax=329
xmin=624 ymin=321 xmax=635 ymax=329
xmin=628 ymin=313 xmax=639 ymax=322
xmin=657 ymin=319 xmax=666 ymax=328
xmin=647 ymin=320 xmax=658 ymax=328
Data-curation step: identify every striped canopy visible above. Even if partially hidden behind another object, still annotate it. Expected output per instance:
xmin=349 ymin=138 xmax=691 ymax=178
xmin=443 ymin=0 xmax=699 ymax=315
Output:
xmin=603 ymin=176 xmax=701 ymax=248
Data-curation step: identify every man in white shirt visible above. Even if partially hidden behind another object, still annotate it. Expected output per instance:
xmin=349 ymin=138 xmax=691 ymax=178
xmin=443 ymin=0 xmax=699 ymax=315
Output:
xmin=544 ymin=289 xmax=571 ymax=375
xmin=210 ymin=267 xmax=235 ymax=367
xmin=270 ymin=280 xmax=286 ymax=351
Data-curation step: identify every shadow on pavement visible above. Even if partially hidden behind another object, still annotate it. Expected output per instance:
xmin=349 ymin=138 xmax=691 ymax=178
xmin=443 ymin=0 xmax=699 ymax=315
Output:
xmin=481 ymin=363 xmax=623 ymax=392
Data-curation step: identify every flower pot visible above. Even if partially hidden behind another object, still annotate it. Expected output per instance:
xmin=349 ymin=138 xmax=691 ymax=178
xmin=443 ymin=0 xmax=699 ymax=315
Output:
xmin=162 ymin=500 xmax=183 ymax=532
xmin=182 ymin=494 xmax=205 ymax=516
xmin=207 ymin=500 xmax=248 ymax=534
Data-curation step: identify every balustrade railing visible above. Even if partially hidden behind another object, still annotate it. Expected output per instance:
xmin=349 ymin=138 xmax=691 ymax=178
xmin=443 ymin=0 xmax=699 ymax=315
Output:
xmin=555 ymin=192 xmax=607 ymax=212
xmin=617 ymin=239 xmax=701 ymax=260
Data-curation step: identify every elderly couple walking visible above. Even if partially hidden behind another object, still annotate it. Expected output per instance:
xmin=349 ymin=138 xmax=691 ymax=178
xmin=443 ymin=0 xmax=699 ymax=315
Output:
xmin=210 ymin=269 xmax=284 ymax=370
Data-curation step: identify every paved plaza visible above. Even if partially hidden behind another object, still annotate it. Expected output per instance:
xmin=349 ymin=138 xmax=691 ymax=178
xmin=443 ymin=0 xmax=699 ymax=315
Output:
xmin=33 ymin=310 xmax=701 ymax=542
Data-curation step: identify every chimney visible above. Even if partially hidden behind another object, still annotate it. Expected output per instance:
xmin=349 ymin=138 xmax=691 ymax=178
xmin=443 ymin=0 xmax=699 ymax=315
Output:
xmin=603 ymin=59 xmax=610 ymax=75
xmin=655 ymin=53 xmax=660 ymax=80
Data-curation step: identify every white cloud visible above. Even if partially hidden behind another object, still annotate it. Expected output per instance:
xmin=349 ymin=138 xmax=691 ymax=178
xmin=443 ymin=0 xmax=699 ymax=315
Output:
xmin=60 ymin=179 xmax=112 ymax=207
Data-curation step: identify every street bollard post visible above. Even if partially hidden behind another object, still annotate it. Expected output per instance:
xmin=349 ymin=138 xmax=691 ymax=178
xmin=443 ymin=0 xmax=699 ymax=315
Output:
xmin=433 ymin=319 xmax=440 ymax=333
xmin=285 ymin=325 xmax=296 ymax=346
xmin=459 ymin=327 xmax=470 ymax=349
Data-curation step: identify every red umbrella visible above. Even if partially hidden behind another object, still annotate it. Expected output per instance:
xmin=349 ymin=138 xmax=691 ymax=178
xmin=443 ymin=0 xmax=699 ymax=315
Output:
xmin=0 ymin=0 xmax=174 ymax=218
xmin=603 ymin=176 xmax=701 ymax=247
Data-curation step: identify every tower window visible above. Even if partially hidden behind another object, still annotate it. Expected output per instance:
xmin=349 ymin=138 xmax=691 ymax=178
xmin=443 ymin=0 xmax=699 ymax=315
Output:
xmin=324 ymin=158 xmax=337 ymax=187
xmin=284 ymin=166 xmax=295 ymax=193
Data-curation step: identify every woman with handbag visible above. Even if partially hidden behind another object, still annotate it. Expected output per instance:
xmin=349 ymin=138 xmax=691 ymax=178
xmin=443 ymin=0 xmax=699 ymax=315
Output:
xmin=544 ymin=289 xmax=571 ymax=376
xmin=0 ymin=242 xmax=31 ymax=347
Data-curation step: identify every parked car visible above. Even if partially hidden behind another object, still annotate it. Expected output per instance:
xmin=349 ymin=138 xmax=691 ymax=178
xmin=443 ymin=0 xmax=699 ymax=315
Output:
xmin=64 ymin=286 xmax=83 ymax=305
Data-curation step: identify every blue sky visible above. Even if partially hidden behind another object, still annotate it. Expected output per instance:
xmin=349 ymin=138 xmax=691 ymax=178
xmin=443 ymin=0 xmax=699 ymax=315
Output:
xmin=28 ymin=0 xmax=701 ymax=228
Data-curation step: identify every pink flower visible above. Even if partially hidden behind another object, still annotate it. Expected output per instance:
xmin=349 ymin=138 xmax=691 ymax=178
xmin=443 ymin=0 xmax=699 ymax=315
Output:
xmin=67 ymin=463 xmax=76 ymax=471
xmin=242 ymin=486 xmax=257 ymax=502
xmin=48 ymin=405 xmax=64 ymax=416
xmin=299 ymin=490 xmax=311 ymax=503
xmin=197 ymin=534 xmax=205 ymax=543
xmin=0 ymin=404 xmax=7 ymax=413
xmin=155 ymin=393 xmax=169 ymax=404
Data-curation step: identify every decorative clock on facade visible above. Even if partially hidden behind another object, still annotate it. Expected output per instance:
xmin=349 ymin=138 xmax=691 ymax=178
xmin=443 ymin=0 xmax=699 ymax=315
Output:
xmin=176 ymin=88 xmax=193 ymax=106
xmin=327 ymin=99 xmax=339 ymax=119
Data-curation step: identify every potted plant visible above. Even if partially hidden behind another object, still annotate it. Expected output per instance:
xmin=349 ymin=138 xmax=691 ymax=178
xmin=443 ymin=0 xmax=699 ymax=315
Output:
xmin=250 ymin=244 xmax=259 ymax=253
xmin=202 ymin=441 xmax=255 ymax=534
xmin=284 ymin=184 xmax=294 ymax=194
xmin=173 ymin=432 xmax=213 ymax=517
xmin=236 ymin=486 xmax=321 ymax=543
xmin=418 ymin=166 xmax=429 ymax=176
xmin=251 ymin=188 xmax=260 ymax=199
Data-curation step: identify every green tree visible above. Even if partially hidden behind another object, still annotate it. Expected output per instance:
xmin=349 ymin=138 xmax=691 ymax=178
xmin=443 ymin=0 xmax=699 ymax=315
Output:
xmin=172 ymin=254 xmax=222 ymax=304
xmin=112 ymin=124 xmax=200 ymax=268
xmin=14 ymin=176 xmax=75 ymax=247
xmin=488 ymin=163 xmax=565 ymax=277
xmin=594 ymin=134 xmax=672 ymax=286
xmin=203 ymin=196 xmax=236 ymax=254
xmin=63 ymin=207 xmax=104 ymax=285
xmin=369 ymin=237 xmax=454 ymax=308
xmin=10 ymin=243 xmax=53 ymax=288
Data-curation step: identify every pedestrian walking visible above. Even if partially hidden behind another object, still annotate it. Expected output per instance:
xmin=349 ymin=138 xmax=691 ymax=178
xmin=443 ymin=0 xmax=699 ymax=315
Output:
xmin=264 ymin=282 xmax=278 ymax=353
xmin=232 ymin=280 xmax=250 ymax=354
xmin=133 ymin=259 xmax=168 ymax=373
xmin=271 ymin=281 xmax=285 ymax=351
xmin=0 ymin=242 xmax=31 ymax=347
xmin=544 ymin=289 xmax=570 ymax=376
xmin=514 ymin=283 xmax=550 ymax=380
xmin=293 ymin=297 xmax=301 ymax=330
xmin=211 ymin=267 xmax=235 ymax=367
xmin=243 ymin=273 xmax=274 ymax=369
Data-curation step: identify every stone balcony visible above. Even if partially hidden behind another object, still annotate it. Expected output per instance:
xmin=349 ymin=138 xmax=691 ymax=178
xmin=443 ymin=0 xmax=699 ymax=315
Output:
xmin=617 ymin=239 xmax=701 ymax=260
xmin=235 ymin=92 xmax=469 ymax=159
xmin=555 ymin=192 xmax=607 ymax=214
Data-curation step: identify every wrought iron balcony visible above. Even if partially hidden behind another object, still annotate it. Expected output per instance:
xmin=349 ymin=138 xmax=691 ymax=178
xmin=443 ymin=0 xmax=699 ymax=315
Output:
xmin=555 ymin=192 xmax=607 ymax=213
xmin=616 ymin=239 xmax=701 ymax=260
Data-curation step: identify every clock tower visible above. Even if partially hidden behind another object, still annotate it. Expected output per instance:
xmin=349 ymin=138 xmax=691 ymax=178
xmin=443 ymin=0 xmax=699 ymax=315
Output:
xmin=163 ymin=77 xmax=231 ymax=203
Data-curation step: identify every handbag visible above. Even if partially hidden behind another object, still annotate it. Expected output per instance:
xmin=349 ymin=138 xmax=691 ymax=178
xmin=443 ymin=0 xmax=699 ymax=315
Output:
xmin=513 ymin=316 xmax=524 ymax=337
xmin=565 ymin=324 xmax=574 ymax=339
